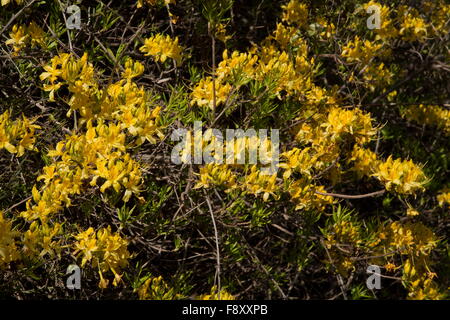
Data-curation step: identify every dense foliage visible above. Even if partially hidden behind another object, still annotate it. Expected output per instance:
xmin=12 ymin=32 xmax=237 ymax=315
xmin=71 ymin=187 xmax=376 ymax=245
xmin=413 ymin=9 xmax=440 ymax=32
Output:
xmin=0 ymin=0 xmax=449 ymax=299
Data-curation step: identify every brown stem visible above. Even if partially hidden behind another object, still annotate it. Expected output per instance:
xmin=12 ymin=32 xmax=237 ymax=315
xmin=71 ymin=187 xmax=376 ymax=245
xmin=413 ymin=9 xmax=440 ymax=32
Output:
xmin=315 ymin=189 xmax=385 ymax=199
xmin=210 ymin=23 xmax=217 ymax=124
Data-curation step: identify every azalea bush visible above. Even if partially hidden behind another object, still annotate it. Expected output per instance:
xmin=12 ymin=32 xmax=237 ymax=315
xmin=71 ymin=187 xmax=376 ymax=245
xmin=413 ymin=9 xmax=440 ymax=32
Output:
xmin=0 ymin=0 xmax=449 ymax=300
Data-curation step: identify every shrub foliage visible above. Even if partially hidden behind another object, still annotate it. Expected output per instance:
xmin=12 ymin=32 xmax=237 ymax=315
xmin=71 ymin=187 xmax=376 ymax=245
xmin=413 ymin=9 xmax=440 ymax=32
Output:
xmin=0 ymin=0 xmax=449 ymax=299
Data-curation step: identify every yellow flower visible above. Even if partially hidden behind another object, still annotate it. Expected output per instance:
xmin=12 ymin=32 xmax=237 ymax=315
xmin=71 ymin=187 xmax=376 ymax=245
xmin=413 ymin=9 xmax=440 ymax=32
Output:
xmin=437 ymin=190 xmax=450 ymax=207
xmin=5 ymin=22 xmax=46 ymax=54
xmin=198 ymin=286 xmax=236 ymax=300
xmin=215 ymin=23 xmax=231 ymax=43
xmin=27 ymin=21 xmax=45 ymax=47
xmin=194 ymin=163 xmax=238 ymax=192
xmin=279 ymin=147 xmax=316 ymax=179
xmin=281 ymin=0 xmax=308 ymax=27
xmin=216 ymin=50 xmax=258 ymax=81
xmin=191 ymin=77 xmax=232 ymax=110
xmin=341 ymin=36 xmax=385 ymax=64
xmin=289 ymin=179 xmax=335 ymax=211
xmin=140 ymin=34 xmax=183 ymax=65
xmin=0 ymin=211 xmax=20 ymax=268
xmin=398 ymin=6 xmax=428 ymax=42
xmin=406 ymin=208 xmax=420 ymax=217
xmin=244 ymin=165 xmax=279 ymax=202
xmin=5 ymin=24 xmax=27 ymax=54
xmin=121 ymin=58 xmax=145 ymax=80
xmin=23 ymin=221 xmax=62 ymax=259
xmin=137 ymin=275 xmax=182 ymax=300
xmin=0 ymin=111 xmax=40 ymax=156
xmin=1 ymin=0 xmax=24 ymax=5
xmin=348 ymin=145 xmax=379 ymax=178
xmin=373 ymin=156 xmax=428 ymax=195
xmin=73 ymin=226 xmax=131 ymax=288
xmin=384 ymin=262 xmax=398 ymax=272
xmin=402 ymin=105 xmax=450 ymax=136
xmin=316 ymin=17 xmax=336 ymax=39
xmin=362 ymin=1 xmax=398 ymax=40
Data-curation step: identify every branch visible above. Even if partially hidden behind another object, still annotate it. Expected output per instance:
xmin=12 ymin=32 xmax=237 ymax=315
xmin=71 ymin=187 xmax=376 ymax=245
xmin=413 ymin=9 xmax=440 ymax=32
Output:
xmin=315 ymin=189 xmax=385 ymax=199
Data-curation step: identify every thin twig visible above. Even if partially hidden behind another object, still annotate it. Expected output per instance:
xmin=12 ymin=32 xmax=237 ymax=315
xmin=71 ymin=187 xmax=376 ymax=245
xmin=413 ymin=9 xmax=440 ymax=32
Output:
xmin=204 ymin=190 xmax=221 ymax=299
xmin=321 ymin=239 xmax=347 ymax=300
xmin=0 ymin=0 xmax=37 ymax=37
xmin=315 ymin=189 xmax=385 ymax=199
xmin=209 ymin=23 xmax=217 ymax=124
xmin=2 ymin=196 xmax=32 ymax=214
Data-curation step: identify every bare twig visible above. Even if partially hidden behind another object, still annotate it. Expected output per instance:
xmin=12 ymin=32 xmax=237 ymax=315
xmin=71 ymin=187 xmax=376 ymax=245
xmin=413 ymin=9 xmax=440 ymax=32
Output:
xmin=204 ymin=190 xmax=221 ymax=299
xmin=0 ymin=0 xmax=37 ymax=37
xmin=315 ymin=189 xmax=385 ymax=199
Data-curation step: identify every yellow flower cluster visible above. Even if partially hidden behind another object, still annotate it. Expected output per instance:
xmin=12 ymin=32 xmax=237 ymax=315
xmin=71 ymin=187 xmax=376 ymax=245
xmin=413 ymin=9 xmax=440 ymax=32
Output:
xmin=437 ymin=190 xmax=450 ymax=207
xmin=402 ymin=105 xmax=450 ymax=136
xmin=217 ymin=50 xmax=259 ymax=82
xmin=271 ymin=23 xmax=302 ymax=49
xmin=215 ymin=23 xmax=232 ymax=43
xmin=191 ymin=49 xmax=260 ymax=109
xmin=0 ymin=211 xmax=62 ymax=268
xmin=315 ymin=17 xmax=336 ymax=40
xmin=194 ymin=163 xmax=237 ymax=191
xmin=6 ymin=52 xmax=165 ymax=286
xmin=39 ymin=52 xmax=95 ymax=102
xmin=281 ymin=0 xmax=308 ymax=28
xmin=362 ymin=1 xmax=444 ymax=42
xmin=136 ymin=276 xmax=235 ymax=300
xmin=362 ymin=1 xmax=396 ymax=41
xmin=40 ymin=53 xmax=164 ymax=142
xmin=0 ymin=211 xmax=20 ymax=268
xmin=373 ymin=156 xmax=428 ymax=195
xmin=1 ymin=0 xmax=23 ymax=5
xmin=73 ymin=226 xmax=131 ymax=288
xmin=137 ymin=0 xmax=174 ymax=8
xmin=348 ymin=145 xmax=378 ymax=178
xmin=341 ymin=1 xmax=446 ymax=92
xmin=194 ymin=161 xmax=335 ymax=210
xmin=373 ymin=221 xmax=442 ymax=299
xmin=191 ymin=11 xmax=317 ymax=109
xmin=191 ymin=77 xmax=233 ymax=109
xmin=323 ymin=107 xmax=377 ymax=144
xmin=137 ymin=275 xmax=183 ymax=300
xmin=289 ymin=179 xmax=336 ymax=211
xmin=8 ymin=51 xmax=167 ymax=287
xmin=194 ymin=164 xmax=279 ymax=202
xmin=423 ymin=1 xmax=450 ymax=37
xmin=6 ymin=22 xmax=45 ymax=54
xmin=361 ymin=62 xmax=394 ymax=92
xmin=198 ymin=286 xmax=236 ymax=300
xmin=341 ymin=36 xmax=385 ymax=64
xmin=326 ymin=220 xmax=362 ymax=247
xmin=21 ymin=120 xmax=151 ymax=224
xmin=324 ymin=219 xmax=362 ymax=276
xmin=289 ymin=107 xmax=376 ymax=184
xmin=140 ymin=33 xmax=183 ymax=65
xmin=398 ymin=6 xmax=428 ymax=42
xmin=189 ymin=132 xmax=282 ymax=201
xmin=0 ymin=110 xmax=40 ymax=157
xmin=380 ymin=222 xmax=437 ymax=256
xmin=341 ymin=33 xmax=393 ymax=91
xmin=279 ymin=147 xmax=316 ymax=179
xmin=348 ymin=146 xmax=428 ymax=196
xmin=243 ymin=165 xmax=279 ymax=202
xmin=22 ymin=221 xmax=62 ymax=259
xmin=402 ymin=257 xmax=443 ymax=300
xmin=257 ymin=47 xmax=313 ymax=97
